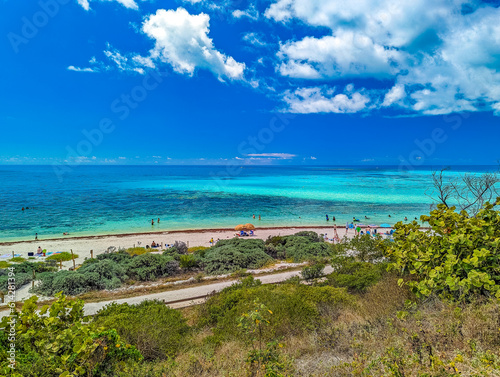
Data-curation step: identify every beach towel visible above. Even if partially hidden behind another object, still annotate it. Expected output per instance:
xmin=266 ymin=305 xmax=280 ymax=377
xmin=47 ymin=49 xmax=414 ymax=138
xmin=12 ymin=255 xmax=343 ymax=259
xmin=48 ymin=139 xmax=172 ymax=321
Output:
xmin=0 ymin=254 xmax=10 ymax=259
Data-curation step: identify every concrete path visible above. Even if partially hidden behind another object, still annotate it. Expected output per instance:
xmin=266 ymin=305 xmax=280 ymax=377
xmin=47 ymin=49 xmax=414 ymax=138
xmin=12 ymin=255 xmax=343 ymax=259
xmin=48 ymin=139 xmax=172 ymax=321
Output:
xmin=0 ymin=266 xmax=333 ymax=319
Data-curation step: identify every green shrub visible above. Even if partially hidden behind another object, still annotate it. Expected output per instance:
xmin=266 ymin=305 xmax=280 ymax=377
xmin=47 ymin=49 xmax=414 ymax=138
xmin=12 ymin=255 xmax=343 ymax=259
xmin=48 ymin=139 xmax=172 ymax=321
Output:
xmin=34 ymin=259 xmax=129 ymax=296
xmin=188 ymin=246 xmax=209 ymax=254
xmin=12 ymin=261 xmax=57 ymax=274
xmin=95 ymin=251 xmax=133 ymax=264
xmin=9 ymin=256 xmax=26 ymax=263
xmin=126 ymin=254 xmax=179 ymax=281
xmin=385 ymin=199 xmax=500 ymax=300
xmin=326 ymin=259 xmax=388 ymax=292
xmin=265 ymin=232 xmax=332 ymax=262
xmin=46 ymin=252 xmax=78 ymax=262
xmin=301 ymin=264 xmax=325 ymax=281
xmin=93 ymin=300 xmax=189 ymax=360
xmin=0 ymin=294 xmax=142 ymax=376
xmin=203 ymin=238 xmax=272 ymax=275
xmin=125 ymin=247 xmax=150 ymax=256
xmin=0 ymin=261 xmax=10 ymax=269
xmin=348 ymin=234 xmax=388 ymax=262
xmin=0 ymin=272 xmax=32 ymax=293
xmin=197 ymin=276 xmax=352 ymax=342
xmin=179 ymin=254 xmax=199 ymax=270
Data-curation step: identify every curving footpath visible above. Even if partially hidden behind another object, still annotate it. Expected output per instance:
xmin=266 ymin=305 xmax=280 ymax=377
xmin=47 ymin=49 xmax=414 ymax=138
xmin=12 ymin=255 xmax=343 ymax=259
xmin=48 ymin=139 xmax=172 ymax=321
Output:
xmin=0 ymin=266 xmax=334 ymax=319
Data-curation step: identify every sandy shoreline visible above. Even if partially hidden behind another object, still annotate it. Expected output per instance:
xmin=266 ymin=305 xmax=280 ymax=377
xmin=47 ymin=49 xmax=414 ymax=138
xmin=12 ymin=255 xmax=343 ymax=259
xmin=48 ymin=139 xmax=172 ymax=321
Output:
xmin=0 ymin=226 xmax=363 ymax=269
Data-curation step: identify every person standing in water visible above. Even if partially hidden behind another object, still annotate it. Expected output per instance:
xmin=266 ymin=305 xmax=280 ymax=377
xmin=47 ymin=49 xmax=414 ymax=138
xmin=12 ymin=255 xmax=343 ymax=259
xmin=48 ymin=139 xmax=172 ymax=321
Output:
xmin=326 ymin=214 xmax=329 ymax=221
xmin=158 ymin=218 xmax=160 ymax=224
xmin=151 ymin=219 xmax=154 ymax=226
xmin=259 ymin=215 xmax=261 ymax=220
xmin=253 ymin=214 xmax=255 ymax=219
xmin=35 ymin=233 xmax=38 ymax=240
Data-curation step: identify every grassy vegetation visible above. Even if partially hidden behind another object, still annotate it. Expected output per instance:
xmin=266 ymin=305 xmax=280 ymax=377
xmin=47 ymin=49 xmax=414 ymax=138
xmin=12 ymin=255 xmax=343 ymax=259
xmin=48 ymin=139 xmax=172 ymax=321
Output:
xmin=45 ymin=251 xmax=79 ymax=262
xmin=2 ymin=200 xmax=500 ymax=375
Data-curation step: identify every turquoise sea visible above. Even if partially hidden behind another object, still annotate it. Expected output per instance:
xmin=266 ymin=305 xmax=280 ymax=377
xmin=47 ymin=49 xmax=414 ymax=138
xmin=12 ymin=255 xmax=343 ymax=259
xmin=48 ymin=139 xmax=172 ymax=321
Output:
xmin=0 ymin=165 xmax=495 ymax=242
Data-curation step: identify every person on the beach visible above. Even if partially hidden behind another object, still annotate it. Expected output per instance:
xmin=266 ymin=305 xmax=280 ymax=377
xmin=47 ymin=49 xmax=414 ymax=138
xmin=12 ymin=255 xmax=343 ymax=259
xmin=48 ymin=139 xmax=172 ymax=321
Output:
xmin=35 ymin=233 xmax=38 ymax=240
xmin=210 ymin=237 xmax=214 ymax=246
xmin=345 ymin=223 xmax=349 ymax=234
xmin=36 ymin=246 xmax=42 ymax=254
xmin=151 ymin=241 xmax=156 ymax=247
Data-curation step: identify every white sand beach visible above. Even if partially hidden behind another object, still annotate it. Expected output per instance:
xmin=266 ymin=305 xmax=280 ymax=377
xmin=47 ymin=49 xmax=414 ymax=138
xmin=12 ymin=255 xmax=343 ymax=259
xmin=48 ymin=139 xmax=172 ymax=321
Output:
xmin=0 ymin=226 xmax=363 ymax=270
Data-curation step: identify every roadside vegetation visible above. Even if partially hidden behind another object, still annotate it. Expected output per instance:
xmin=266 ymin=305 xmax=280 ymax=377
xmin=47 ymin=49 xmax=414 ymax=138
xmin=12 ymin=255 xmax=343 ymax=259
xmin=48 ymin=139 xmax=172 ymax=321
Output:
xmin=1 ymin=198 xmax=500 ymax=376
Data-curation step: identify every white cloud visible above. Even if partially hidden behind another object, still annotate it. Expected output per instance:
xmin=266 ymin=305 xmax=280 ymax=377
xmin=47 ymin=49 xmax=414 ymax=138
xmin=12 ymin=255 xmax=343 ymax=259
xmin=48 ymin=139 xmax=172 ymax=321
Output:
xmin=246 ymin=153 xmax=296 ymax=159
xmin=284 ymin=86 xmax=370 ymax=114
xmin=78 ymin=0 xmax=140 ymax=11
xmin=266 ymin=0 xmax=500 ymax=115
xmin=67 ymin=65 xmax=98 ymax=73
xmin=140 ymin=8 xmax=245 ymax=81
xmin=77 ymin=0 xmax=90 ymax=11
xmin=232 ymin=5 xmax=259 ymax=21
xmin=382 ymin=84 xmax=405 ymax=107
xmin=278 ymin=31 xmax=405 ymax=79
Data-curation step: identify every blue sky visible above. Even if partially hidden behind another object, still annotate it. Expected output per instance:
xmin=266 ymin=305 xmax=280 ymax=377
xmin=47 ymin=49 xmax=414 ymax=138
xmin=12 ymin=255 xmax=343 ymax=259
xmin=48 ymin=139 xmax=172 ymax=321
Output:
xmin=1 ymin=0 xmax=500 ymax=167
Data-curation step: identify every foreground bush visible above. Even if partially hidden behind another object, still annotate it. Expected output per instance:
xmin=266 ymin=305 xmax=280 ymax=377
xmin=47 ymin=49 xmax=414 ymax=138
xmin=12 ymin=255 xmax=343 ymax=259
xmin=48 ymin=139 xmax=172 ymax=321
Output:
xmin=203 ymin=239 xmax=272 ymax=275
xmin=0 ymin=294 xmax=142 ymax=376
xmin=385 ymin=199 xmax=500 ymax=300
xmin=197 ymin=276 xmax=353 ymax=342
xmin=93 ymin=300 xmax=189 ymax=360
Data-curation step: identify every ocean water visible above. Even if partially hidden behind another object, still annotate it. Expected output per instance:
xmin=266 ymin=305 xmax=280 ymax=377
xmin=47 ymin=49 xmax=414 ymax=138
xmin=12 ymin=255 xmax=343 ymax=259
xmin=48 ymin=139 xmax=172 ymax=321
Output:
xmin=0 ymin=165 xmax=495 ymax=242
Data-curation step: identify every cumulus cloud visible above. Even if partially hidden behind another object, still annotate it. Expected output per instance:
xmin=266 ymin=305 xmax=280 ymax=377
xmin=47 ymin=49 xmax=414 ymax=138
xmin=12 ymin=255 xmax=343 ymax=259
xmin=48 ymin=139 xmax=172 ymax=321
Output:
xmin=67 ymin=65 xmax=98 ymax=73
xmin=278 ymin=31 xmax=405 ymax=79
xmin=382 ymin=84 xmax=406 ymax=107
xmin=284 ymin=86 xmax=370 ymax=114
xmin=232 ymin=5 xmax=259 ymax=20
xmin=266 ymin=0 xmax=500 ymax=115
xmin=77 ymin=0 xmax=141 ymax=11
xmin=141 ymin=8 xmax=245 ymax=81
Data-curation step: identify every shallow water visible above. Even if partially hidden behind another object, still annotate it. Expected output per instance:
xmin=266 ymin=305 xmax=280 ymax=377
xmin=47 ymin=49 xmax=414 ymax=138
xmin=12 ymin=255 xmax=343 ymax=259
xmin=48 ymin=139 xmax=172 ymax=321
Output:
xmin=0 ymin=165 xmax=494 ymax=242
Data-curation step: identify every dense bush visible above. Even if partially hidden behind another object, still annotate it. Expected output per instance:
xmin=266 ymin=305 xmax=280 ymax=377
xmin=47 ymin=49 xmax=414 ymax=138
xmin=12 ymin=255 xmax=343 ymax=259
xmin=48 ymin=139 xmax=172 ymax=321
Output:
xmin=265 ymin=232 xmax=331 ymax=262
xmin=197 ymin=276 xmax=353 ymax=342
xmin=93 ymin=300 xmax=189 ymax=360
xmin=301 ymin=263 xmax=325 ymax=281
xmin=0 ymin=294 xmax=142 ymax=376
xmin=385 ymin=199 xmax=500 ymax=300
xmin=179 ymin=254 xmax=199 ymax=270
xmin=326 ymin=259 xmax=388 ymax=292
xmin=0 ymin=272 xmax=32 ymax=293
xmin=126 ymin=254 xmax=179 ymax=281
xmin=11 ymin=260 xmax=57 ymax=274
xmin=34 ymin=258 xmax=129 ymax=296
xmin=46 ymin=252 xmax=78 ymax=262
xmin=203 ymin=238 xmax=272 ymax=275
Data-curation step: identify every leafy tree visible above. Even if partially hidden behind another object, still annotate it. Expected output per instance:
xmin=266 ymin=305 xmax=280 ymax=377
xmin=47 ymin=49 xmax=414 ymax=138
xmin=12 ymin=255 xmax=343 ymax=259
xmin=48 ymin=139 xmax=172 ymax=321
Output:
xmin=385 ymin=199 xmax=500 ymax=300
xmin=0 ymin=293 xmax=142 ymax=376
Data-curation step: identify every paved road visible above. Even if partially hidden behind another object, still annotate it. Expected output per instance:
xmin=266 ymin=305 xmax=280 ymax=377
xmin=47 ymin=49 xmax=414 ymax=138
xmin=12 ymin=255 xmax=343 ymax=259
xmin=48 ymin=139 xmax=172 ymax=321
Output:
xmin=0 ymin=267 xmax=334 ymax=319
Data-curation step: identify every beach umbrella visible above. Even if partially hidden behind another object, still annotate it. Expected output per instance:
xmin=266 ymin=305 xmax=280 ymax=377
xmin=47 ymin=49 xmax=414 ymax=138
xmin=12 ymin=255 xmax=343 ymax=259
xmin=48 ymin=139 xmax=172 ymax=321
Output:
xmin=235 ymin=224 xmax=245 ymax=231
xmin=380 ymin=223 xmax=392 ymax=228
xmin=244 ymin=223 xmax=255 ymax=230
